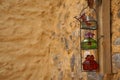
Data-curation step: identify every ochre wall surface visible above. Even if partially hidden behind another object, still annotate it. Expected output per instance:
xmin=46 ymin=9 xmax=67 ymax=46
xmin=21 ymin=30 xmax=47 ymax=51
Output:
xmin=111 ymin=0 xmax=120 ymax=80
xmin=0 ymin=0 xmax=120 ymax=80
xmin=0 ymin=0 xmax=87 ymax=80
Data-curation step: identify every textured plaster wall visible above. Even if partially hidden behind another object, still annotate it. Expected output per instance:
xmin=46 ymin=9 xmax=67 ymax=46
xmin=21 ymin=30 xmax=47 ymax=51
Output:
xmin=0 ymin=0 xmax=120 ymax=80
xmin=112 ymin=0 xmax=120 ymax=80
xmin=0 ymin=0 xmax=87 ymax=80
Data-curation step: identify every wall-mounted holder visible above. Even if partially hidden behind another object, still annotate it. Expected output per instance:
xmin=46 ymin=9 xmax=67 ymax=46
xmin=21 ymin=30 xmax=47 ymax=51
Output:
xmin=75 ymin=0 xmax=99 ymax=72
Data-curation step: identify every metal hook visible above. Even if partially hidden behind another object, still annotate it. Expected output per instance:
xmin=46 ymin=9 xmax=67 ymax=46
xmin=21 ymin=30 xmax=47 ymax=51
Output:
xmin=96 ymin=0 xmax=102 ymax=6
xmin=98 ymin=35 xmax=104 ymax=40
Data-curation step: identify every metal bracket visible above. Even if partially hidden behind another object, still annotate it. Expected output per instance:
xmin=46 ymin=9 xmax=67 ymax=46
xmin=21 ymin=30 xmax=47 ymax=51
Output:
xmin=96 ymin=0 xmax=102 ymax=6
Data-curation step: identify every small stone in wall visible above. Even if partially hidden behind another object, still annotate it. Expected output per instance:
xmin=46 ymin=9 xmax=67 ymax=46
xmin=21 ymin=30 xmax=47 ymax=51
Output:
xmin=64 ymin=38 xmax=69 ymax=50
xmin=87 ymin=72 xmax=104 ymax=80
xmin=69 ymin=35 xmax=72 ymax=40
xmin=118 ymin=9 xmax=120 ymax=18
xmin=114 ymin=38 xmax=120 ymax=45
xmin=112 ymin=53 xmax=120 ymax=68
xmin=87 ymin=72 xmax=97 ymax=80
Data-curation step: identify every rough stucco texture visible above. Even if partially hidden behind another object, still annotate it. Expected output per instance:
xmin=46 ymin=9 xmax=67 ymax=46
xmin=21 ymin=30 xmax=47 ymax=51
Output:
xmin=112 ymin=0 xmax=120 ymax=80
xmin=0 ymin=0 xmax=87 ymax=80
xmin=112 ymin=0 xmax=120 ymax=52
xmin=1 ymin=0 xmax=120 ymax=80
